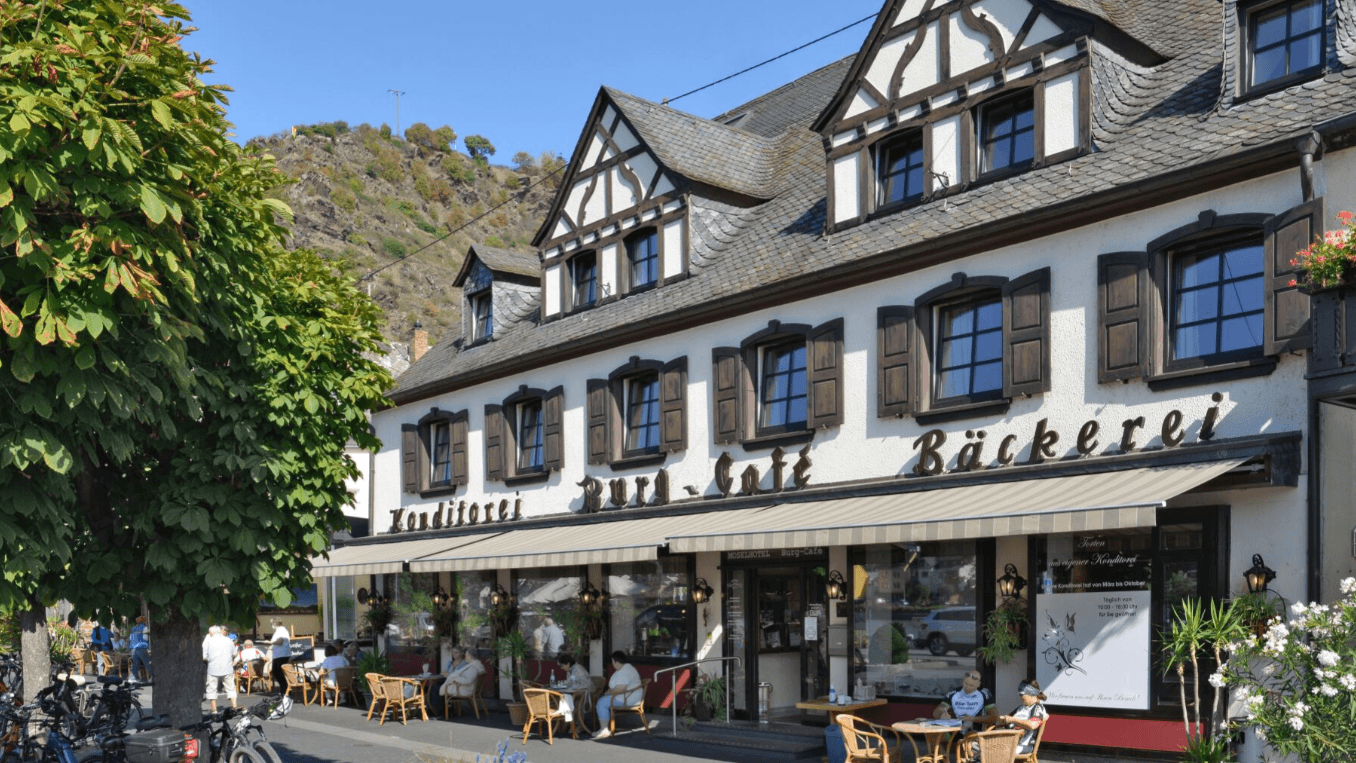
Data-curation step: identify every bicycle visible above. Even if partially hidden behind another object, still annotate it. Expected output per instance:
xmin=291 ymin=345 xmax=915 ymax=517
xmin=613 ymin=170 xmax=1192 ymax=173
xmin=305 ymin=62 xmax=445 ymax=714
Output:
xmin=180 ymin=696 xmax=289 ymax=763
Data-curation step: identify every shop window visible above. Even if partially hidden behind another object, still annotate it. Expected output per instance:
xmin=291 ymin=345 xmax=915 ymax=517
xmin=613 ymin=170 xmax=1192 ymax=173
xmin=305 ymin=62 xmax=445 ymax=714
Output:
xmin=607 ymin=557 xmax=692 ymax=665
xmin=570 ymin=251 xmax=597 ymax=310
xmin=1095 ymin=202 xmax=1322 ymax=385
xmin=876 ymin=270 xmax=1049 ymax=421
xmin=516 ymin=567 xmax=582 ymax=660
xmin=979 ymin=92 xmax=1035 ymax=177
xmin=587 ymin=357 xmax=687 ymax=467
xmin=485 ymin=386 xmax=564 ymax=482
xmin=713 ymin=319 xmax=843 ymax=447
xmin=1169 ymin=235 xmax=1265 ymax=368
xmin=401 ymin=408 xmax=467 ymax=495
xmin=850 ymin=541 xmax=978 ymax=700
xmin=876 ymin=131 xmax=926 ymax=208
xmin=383 ymin=572 xmax=439 ymax=674
xmin=626 ymin=228 xmax=659 ymax=291
xmin=1246 ymin=0 xmax=1324 ymax=92
xmin=469 ymin=290 xmax=493 ymax=342
xmin=452 ymin=571 xmax=501 ymax=700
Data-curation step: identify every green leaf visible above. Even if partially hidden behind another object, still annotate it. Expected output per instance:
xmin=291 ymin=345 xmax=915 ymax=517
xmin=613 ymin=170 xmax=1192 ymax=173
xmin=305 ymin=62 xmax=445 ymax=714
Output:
xmin=42 ymin=444 xmax=72 ymax=474
xmin=139 ymin=185 xmax=166 ymax=224
xmin=150 ymin=99 xmax=172 ymax=129
xmin=8 ymin=113 xmax=30 ymax=133
xmin=74 ymin=346 xmax=95 ymax=370
xmin=10 ymin=350 xmax=35 ymax=382
xmin=0 ymin=185 xmax=12 ymax=209
xmin=81 ymin=126 xmax=101 ymax=151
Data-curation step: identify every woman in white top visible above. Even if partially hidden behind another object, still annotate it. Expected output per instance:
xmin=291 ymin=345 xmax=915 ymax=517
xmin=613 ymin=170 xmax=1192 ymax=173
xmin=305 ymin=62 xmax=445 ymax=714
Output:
xmin=593 ymin=651 xmax=642 ymax=739
xmin=440 ymin=647 xmax=485 ymax=698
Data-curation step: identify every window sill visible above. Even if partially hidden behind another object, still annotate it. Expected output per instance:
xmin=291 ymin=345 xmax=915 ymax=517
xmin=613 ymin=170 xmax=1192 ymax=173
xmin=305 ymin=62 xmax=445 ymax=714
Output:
xmin=504 ymin=470 xmax=551 ymax=487
xmin=609 ymin=452 xmax=667 ymax=472
xmin=740 ymin=429 xmax=814 ymax=452
xmin=1239 ymin=67 xmax=1324 ymax=103
xmin=916 ymin=399 xmax=1011 ymax=426
xmin=419 ymin=485 xmax=459 ymax=499
xmin=1146 ymin=357 xmax=1278 ymax=391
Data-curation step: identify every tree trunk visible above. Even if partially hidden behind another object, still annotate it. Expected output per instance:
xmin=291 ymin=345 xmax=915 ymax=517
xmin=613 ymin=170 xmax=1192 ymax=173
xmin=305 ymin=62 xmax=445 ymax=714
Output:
xmin=18 ymin=604 xmax=49 ymax=702
xmin=154 ymin=607 xmax=204 ymax=729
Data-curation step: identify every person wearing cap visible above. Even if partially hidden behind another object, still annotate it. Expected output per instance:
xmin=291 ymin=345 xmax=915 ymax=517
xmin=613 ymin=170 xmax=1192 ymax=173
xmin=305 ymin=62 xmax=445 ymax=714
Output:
xmin=129 ymin=616 xmax=151 ymax=682
xmin=934 ymin=668 xmax=996 ymax=732
xmin=996 ymin=680 xmax=1048 ymax=756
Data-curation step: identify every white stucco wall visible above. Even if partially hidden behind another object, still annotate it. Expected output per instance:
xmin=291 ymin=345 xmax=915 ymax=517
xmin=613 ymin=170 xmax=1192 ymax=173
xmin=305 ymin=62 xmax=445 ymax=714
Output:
xmin=1043 ymin=72 xmax=1080 ymax=156
xmin=833 ymin=155 xmax=860 ymax=224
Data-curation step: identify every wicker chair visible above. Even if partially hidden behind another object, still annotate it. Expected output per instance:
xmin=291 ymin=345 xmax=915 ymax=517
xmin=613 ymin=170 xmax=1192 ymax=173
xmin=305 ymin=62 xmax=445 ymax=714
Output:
xmin=443 ymin=671 xmax=487 ymax=720
xmin=955 ymin=729 xmax=1023 ymax=763
xmin=317 ymin=667 xmax=360 ymax=708
xmin=237 ymin=659 xmax=270 ymax=695
xmin=521 ymin=687 xmax=572 ymax=745
xmin=836 ymin=713 xmax=910 ymax=763
xmin=1012 ymin=717 xmax=1049 ymax=763
xmin=606 ymin=677 xmax=652 ymax=735
xmin=376 ymin=676 xmax=428 ymax=725
xmin=364 ymin=673 xmax=388 ymax=722
xmin=279 ymin=663 xmax=313 ymax=705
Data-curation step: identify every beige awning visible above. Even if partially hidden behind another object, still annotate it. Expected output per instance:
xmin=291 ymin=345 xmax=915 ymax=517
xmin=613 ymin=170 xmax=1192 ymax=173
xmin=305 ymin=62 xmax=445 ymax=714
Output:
xmin=311 ymin=533 xmax=504 ymax=577
xmin=665 ymin=459 xmax=1246 ymax=553
xmin=407 ymin=512 xmax=726 ymax=572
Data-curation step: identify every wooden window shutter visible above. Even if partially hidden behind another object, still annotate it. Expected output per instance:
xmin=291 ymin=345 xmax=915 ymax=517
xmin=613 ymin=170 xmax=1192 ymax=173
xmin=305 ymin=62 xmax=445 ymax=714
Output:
xmin=401 ymin=424 xmax=419 ymax=493
xmin=659 ymin=357 xmax=688 ymax=453
xmin=1002 ymin=267 xmax=1051 ymax=397
xmin=807 ymin=319 xmax=844 ymax=429
xmin=1097 ymin=252 xmax=1150 ymax=383
xmin=586 ymin=379 xmax=610 ymax=465
xmin=483 ymin=404 xmax=505 ymax=481
xmin=450 ymin=410 xmax=469 ymax=487
xmin=1264 ymin=197 xmax=1322 ymax=355
xmin=542 ymin=386 xmax=565 ymax=471
xmin=877 ymin=306 xmax=915 ymax=417
xmin=712 ymin=347 xmax=742 ymax=444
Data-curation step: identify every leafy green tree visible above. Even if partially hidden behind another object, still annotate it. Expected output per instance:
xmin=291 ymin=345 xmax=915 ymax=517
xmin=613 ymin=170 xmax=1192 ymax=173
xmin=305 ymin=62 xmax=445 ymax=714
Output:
xmin=511 ymin=151 xmax=536 ymax=173
xmin=464 ymin=134 xmax=496 ymax=166
xmin=0 ymin=1 xmax=390 ymax=722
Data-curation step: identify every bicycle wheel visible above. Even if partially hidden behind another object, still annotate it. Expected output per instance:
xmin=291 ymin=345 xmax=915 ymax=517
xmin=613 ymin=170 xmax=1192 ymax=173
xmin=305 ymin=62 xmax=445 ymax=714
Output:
xmin=228 ymin=748 xmax=265 ymax=763
xmin=250 ymin=739 xmax=283 ymax=763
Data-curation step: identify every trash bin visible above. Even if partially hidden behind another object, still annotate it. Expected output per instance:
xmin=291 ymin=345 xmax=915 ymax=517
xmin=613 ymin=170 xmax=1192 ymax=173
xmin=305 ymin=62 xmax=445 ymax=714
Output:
xmin=825 ymin=722 xmax=847 ymax=763
xmin=757 ymin=682 xmax=773 ymax=723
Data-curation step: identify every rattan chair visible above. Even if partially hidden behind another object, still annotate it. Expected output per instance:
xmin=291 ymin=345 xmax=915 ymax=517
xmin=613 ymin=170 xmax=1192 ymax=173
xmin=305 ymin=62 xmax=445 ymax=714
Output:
xmin=279 ymin=663 xmax=313 ymax=705
xmin=836 ymin=713 xmax=910 ymax=763
xmin=237 ymin=659 xmax=270 ymax=695
xmin=364 ymin=673 xmax=387 ymax=722
xmin=606 ymin=677 xmax=652 ymax=735
xmin=317 ymin=667 xmax=360 ymax=708
xmin=955 ymin=729 xmax=1023 ymax=763
xmin=443 ymin=672 xmax=487 ymax=720
xmin=521 ymin=687 xmax=572 ymax=745
xmin=376 ymin=676 xmax=428 ymax=725
xmin=1012 ymin=717 xmax=1049 ymax=763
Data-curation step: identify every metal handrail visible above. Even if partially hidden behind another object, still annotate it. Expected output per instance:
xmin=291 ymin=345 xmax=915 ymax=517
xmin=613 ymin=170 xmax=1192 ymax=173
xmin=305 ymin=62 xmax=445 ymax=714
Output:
xmin=652 ymin=655 xmax=742 ymax=737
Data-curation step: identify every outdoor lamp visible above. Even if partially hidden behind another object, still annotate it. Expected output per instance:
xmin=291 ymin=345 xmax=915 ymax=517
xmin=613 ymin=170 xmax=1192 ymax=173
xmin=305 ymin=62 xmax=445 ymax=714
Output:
xmin=826 ymin=570 xmax=848 ymax=601
xmin=1245 ymin=554 xmax=1276 ymax=594
xmin=490 ymin=583 xmax=510 ymax=607
xmin=357 ymin=588 xmax=369 ymax=605
xmin=692 ymin=578 xmax=714 ymax=604
xmin=998 ymin=563 xmax=1027 ymax=600
xmin=579 ymin=580 xmax=601 ymax=607
xmin=431 ymin=587 xmax=454 ymax=608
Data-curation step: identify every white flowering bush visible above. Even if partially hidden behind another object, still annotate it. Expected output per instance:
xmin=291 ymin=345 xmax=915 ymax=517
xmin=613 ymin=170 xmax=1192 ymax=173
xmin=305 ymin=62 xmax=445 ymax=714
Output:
xmin=1221 ymin=578 xmax=1356 ymax=763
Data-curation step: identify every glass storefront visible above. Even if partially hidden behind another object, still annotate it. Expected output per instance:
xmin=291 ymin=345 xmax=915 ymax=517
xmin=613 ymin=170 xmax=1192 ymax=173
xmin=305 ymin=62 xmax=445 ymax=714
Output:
xmin=385 ymin=572 xmax=438 ymax=672
xmin=515 ymin=567 xmax=581 ymax=659
xmin=851 ymin=541 xmax=978 ymax=699
xmin=608 ymin=557 xmax=692 ymax=664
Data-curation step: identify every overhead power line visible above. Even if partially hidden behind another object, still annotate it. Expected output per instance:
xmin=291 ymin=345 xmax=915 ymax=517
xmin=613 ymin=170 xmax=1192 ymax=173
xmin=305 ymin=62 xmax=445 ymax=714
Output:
xmin=356 ymin=13 xmax=875 ymax=282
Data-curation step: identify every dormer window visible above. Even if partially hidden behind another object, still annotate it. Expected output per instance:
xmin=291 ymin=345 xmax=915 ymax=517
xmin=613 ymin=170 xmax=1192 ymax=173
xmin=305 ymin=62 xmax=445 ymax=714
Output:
xmin=877 ymin=131 xmax=925 ymax=208
xmin=470 ymin=291 xmax=493 ymax=341
xmin=570 ymin=252 xmax=597 ymax=309
xmin=980 ymin=93 xmax=1035 ymax=177
xmin=1247 ymin=0 xmax=1323 ymax=91
xmin=626 ymin=229 xmax=659 ymax=290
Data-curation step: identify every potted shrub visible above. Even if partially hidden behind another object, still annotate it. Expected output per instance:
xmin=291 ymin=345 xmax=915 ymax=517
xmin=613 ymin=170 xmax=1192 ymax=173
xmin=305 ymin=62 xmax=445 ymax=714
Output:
xmin=495 ymin=630 xmax=538 ymax=725
xmin=1161 ymin=597 xmax=1246 ymax=763
xmin=685 ymin=673 xmax=727 ymax=723
xmin=977 ymin=598 xmax=1028 ymax=665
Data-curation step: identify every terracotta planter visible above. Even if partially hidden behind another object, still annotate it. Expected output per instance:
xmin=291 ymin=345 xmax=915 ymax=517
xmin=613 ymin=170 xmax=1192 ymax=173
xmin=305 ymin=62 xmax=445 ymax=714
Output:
xmin=507 ymin=701 xmax=529 ymax=726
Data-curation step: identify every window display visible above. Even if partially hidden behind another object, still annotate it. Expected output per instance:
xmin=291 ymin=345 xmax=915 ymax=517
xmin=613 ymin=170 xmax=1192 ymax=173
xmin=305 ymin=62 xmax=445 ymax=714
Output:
xmin=608 ymin=557 xmax=691 ymax=663
xmin=515 ymin=567 xmax=581 ymax=659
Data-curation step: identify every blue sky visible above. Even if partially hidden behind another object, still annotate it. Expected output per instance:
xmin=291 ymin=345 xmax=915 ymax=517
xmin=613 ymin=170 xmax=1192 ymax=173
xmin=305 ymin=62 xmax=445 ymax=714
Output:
xmin=184 ymin=1 xmax=880 ymax=161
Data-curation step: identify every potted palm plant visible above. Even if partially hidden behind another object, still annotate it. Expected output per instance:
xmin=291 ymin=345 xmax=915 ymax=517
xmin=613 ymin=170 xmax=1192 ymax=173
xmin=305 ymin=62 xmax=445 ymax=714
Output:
xmin=494 ymin=630 xmax=538 ymax=725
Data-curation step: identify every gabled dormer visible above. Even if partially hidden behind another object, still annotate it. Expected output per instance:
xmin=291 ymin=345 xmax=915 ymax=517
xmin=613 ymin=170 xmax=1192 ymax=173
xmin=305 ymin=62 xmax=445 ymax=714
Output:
xmin=534 ymin=87 xmax=778 ymax=321
xmin=452 ymin=244 xmax=540 ymax=346
xmin=815 ymin=0 xmax=1164 ymax=231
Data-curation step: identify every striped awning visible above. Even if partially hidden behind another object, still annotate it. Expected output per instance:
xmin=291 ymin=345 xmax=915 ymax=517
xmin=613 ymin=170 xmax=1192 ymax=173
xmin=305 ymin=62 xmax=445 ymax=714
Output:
xmin=665 ymin=458 xmax=1245 ymax=553
xmin=407 ymin=512 xmax=726 ymax=572
xmin=311 ymin=533 xmax=504 ymax=577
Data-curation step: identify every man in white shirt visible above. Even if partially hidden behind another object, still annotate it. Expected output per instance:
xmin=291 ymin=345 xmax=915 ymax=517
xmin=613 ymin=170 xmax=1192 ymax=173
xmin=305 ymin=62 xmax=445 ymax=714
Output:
xmin=593 ymin=651 xmax=643 ymax=739
xmin=268 ymin=619 xmax=291 ymax=691
xmin=533 ymin=616 xmax=565 ymax=656
xmin=202 ymin=625 xmax=237 ymax=712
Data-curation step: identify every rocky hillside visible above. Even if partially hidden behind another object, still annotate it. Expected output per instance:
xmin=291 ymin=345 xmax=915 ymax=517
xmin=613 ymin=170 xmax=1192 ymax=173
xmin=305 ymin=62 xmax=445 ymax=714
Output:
xmin=248 ymin=122 xmax=563 ymax=372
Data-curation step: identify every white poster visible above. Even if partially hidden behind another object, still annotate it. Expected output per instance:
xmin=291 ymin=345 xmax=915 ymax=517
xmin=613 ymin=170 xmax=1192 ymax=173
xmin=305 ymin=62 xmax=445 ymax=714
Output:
xmin=1035 ymin=591 xmax=1150 ymax=710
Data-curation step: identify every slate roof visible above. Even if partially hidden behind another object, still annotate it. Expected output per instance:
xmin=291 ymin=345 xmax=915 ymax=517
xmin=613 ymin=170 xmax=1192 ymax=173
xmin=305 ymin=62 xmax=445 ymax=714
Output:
xmin=391 ymin=0 xmax=1356 ymax=403
xmin=606 ymin=87 xmax=779 ymax=199
xmin=451 ymin=244 xmax=538 ymax=287
xmin=711 ymin=55 xmax=857 ymax=139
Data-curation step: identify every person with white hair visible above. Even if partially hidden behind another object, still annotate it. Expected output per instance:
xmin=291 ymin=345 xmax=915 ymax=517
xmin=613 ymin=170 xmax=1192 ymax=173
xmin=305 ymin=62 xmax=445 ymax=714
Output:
xmin=202 ymin=625 xmax=237 ymax=712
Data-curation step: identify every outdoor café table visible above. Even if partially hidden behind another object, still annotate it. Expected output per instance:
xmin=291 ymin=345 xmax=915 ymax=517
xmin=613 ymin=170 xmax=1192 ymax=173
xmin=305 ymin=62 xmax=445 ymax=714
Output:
xmin=891 ymin=719 xmax=963 ymax=763
xmin=409 ymin=673 xmax=441 ymax=702
xmin=551 ymin=684 xmax=595 ymax=735
xmin=794 ymin=696 xmax=888 ymax=715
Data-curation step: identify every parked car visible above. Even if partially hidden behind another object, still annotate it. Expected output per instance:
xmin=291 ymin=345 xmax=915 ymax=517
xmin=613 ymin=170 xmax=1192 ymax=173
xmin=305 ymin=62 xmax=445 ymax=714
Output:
xmin=913 ymin=606 xmax=976 ymax=656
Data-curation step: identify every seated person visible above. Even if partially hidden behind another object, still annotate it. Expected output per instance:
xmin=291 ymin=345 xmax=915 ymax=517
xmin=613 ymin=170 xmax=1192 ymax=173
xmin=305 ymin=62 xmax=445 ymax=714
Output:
xmin=440 ymin=647 xmax=485 ymax=698
xmin=960 ymin=679 xmax=1047 ymax=762
xmin=934 ymin=669 xmax=996 ymax=731
xmin=593 ymin=651 xmax=642 ymax=740
xmin=318 ymin=644 xmax=348 ymax=686
xmin=557 ymin=653 xmax=591 ymax=689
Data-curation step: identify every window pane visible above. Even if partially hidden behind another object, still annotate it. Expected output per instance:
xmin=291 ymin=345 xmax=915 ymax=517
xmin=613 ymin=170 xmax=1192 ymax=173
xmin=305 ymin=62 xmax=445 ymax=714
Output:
xmin=939 ymin=368 xmax=970 ymax=399
xmin=1222 ymin=277 xmax=1263 ymax=315
xmin=1175 ymin=324 xmax=1217 ymax=359
xmin=940 ymin=337 xmax=972 ymax=368
xmin=1254 ymin=11 xmax=1287 ymax=49
xmin=1219 ymin=314 xmax=1264 ymax=353
xmin=988 ymin=140 xmax=1011 ymax=172
xmin=1222 ymin=245 xmax=1263 ymax=278
xmin=1177 ymin=288 xmax=1219 ymax=324
xmin=972 ymin=361 xmax=1002 ymax=393
xmin=943 ymin=308 xmax=974 ymax=336
xmin=1013 ymin=131 xmax=1034 ymax=164
xmin=976 ymin=301 xmax=1002 ymax=330
xmin=974 ymin=331 xmax=1002 ymax=362
xmin=789 ymin=368 xmax=807 ymax=397
xmin=1290 ymin=34 xmax=1322 ymax=71
xmin=1178 ymin=253 xmax=1219 ymax=287
xmin=1292 ymin=0 xmax=1323 ymax=32
xmin=609 ymin=558 xmax=692 ymax=662
xmin=851 ymin=542 xmax=977 ymax=699
xmin=516 ymin=569 xmax=581 ymax=660
xmin=763 ymin=401 xmax=786 ymax=427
